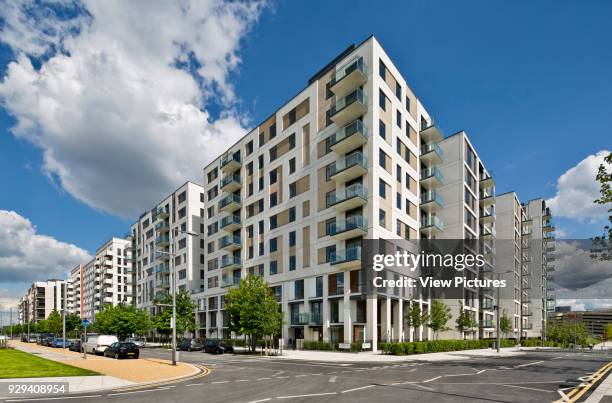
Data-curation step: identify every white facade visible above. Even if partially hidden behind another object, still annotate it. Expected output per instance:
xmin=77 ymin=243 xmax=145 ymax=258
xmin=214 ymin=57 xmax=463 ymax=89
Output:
xmin=18 ymin=279 xmax=68 ymax=324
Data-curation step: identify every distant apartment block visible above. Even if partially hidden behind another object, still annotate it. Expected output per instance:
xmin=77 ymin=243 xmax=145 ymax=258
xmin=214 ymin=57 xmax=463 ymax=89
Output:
xmin=18 ymin=279 xmax=68 ymax=324
xmin=69 ymin=237 xmax=134 ymax=321
xmin=130 ymin=181 xmax=205 ymax=316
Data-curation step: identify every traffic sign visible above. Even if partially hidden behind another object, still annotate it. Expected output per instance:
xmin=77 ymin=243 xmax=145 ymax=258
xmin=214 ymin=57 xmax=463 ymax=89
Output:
xmin=82 ymin=319 xmax=90 ymax=328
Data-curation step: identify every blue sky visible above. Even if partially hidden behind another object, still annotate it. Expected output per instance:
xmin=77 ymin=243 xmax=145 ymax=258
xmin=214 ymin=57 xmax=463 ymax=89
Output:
xmin=0 ymin=0 xmax=611 ymax=310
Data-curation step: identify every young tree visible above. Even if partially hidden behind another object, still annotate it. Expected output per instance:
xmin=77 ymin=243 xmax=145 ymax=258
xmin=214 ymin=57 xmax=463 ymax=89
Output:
xmin=95 ymin=304 xmax=151 ymax=339
xmin=405 ymin=300 xmax=428 ymax=341
xmin=455 ymin=301 xmax=476 ymax=340
xmin=500 ymin=310 xmax=512 ymax=339
xmin=153 ymin=291 xmax=194 ymax=340
xmin=65 ymin=313 xmax=82 ymax=337
xmin=46 ymin=310 xmax=63 ymax=335
xmin=428 ymin=300 xmax=452 ymax=340
xmin=225 ymin=275 xmax=284 ymax=353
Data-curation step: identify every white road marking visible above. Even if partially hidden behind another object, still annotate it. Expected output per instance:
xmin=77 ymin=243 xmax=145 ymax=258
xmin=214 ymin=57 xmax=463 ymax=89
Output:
xmin=235 ymin=379 xmax=249 ymax=382
xmin=408 ymin=368 xmax=418 ymax=373
xmin=295 ymin=374 xmax=308 ymax=377
xmin=552 ymin=356 xmax=564 ymax=360
xmin=211 ymin=381 xmax=229 ymax=384
xmin=186 ymin=383 xmax=203 ymax=386
xmin=247 ymin=399 xmax=271 ymax=403
xmin=277 ymin=392 xmax=337 ymax=399
xmin=256 ymin=377 xmax=271 ymax=381
xmin=500 ymin=384 xmax=555 ymax=393
xmin=271 ymin=371 xmax=286 ymax=377
xmin=476 ymin=370 xmax=486 ymax=374
xmin=514 ymin=360 xmax=544 ymax=368
xmin=329 ymin=376 xmax=337 ymax=383
xmin=275 ymin=376 xmax=289 ymax=379
xmin=423 ymin=376 xmax=441 ymax=383
xmin=341 ymin=385 xmax=376 ymax=394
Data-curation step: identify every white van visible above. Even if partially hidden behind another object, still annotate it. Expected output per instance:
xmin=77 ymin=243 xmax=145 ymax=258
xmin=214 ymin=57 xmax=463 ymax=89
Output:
xmin=84 ymin=335 xmax=119 ymax=355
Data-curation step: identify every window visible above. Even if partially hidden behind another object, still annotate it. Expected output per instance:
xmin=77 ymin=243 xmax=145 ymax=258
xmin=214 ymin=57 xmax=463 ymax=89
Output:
xmin=269 ymin=169 xmax=277 ymax=184
xmin=396 ymin=110 xmax=402 ymax=128
xmin=379 ymin=119 xmax=386 ymax=139
xmin=270 ymin=237 xmax=278 ymax=253
xmin=270 ymin=192 xmax=278 ymax=207
xmin=325 ymin=218 xmax=335 ymax=235
xmin=270 ymin=215 xmax=278 ymax=229
xmin=259 ymin=242 xmax=264 ymax=256
xmin=258 ymin=155 xmax=264 ymax=169
xmin=258 ymin=220 xmax=264 ymax=234
xmin=325 ymin=245 xmax=336 ymax=263
xmin=270 ymin=260 xmax=278 ymax=275
xmin=178 ymin=207 xmax=186 ymax=219
xmin=325 ymin=82 xmax=333 ymax=99
xmin=379 ymin=178 xmax=387 ymax=198
xmin=288 ymin=133 xmax=296 ymax=149
xmin=269 ymin=145 xmax=278 ymax=161
xmin=259 ymin=132 xmax=264 ymax=147
xmin=395 ymin=82 xmax=401 ymax=99
xmin=379 ymin=209 xmax=386 ymax=227
xmin=379 ymin=149 xmax=388 ymax=169
xmin=289 ymin=231 xmax=296 ymax=246
xmin=396 ymin=164 xmax=402 ymax=182
xmin=258 ymin=176 xmax=264 ymax=191
xmin=315 ymin=276 xmax=323 ymax=297
xmin=405 ymin=95 xmax=410 ymax=112
xmin=396 ymin=192 xmax=401 ymax=209
xmin=289 ymin=207 xmax=296 ymax=222
xmin=247 ymin=161 xmax=253 ymax=175
xmin=289 ymin=157 xmax=296 ymax=174
xmin=294 ymin=279 xmax=303 ymax=298
xmin=379 ymin=89 xmax=386 ymax=111
xmin=270 ymin=123 xmax=277 ymax=139
xmin=246 ymin=140 xmax=253 ymax=155
xmin=379 ymin=60 xmax=386 ymax=79
xmin=289 ymin=182 xmax=297 ymax=198
xmin=289 ymin=255 xmax=296 ymax=271
xmin=288 ymin=109 xmax=297 ymax=126
xmin=179 ymin=269 xmax=186 ymax=280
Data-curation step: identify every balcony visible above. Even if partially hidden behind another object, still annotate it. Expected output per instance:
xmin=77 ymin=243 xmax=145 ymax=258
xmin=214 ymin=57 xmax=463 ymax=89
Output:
xmin=543 ymin=207 xmax=551 ymax=219
xmin=220 ymin=235 xmax=241 ymax=251
xmin=219 ymin=194 xmax=242 ymax=213
xmin=222 ymin=274 xmax=241 ymax=288
xmin=479 ymin=320 xmax=494 ymax=328
xmin=330 ymin=246 xmax=362 ymax=270
xmin=479 ymin=172 xmax=495 ymax=189
xmin=543 ymin=221 xmax=555 ymax=232
xmin=420 ymin=215 xmax=444 ymax=237
xmin=420 ymin=166 xmax=444 ymax=188
xmin=220 ymin=214 xmax=241 ymax=231
xmin=103 ymin=296 xmax=113 ymax=304
xmin=420 ymin=142 xmax=444 ymax=165
xmin=155 ymin=221 xmax=170 ymax=232
xmin=523 ymin=323 xmax=533 ymax=330
xmin=220 ymin=152 xmax=242 ymax=173
xmin=221 ymin=173 xmax=241 ymax=193
xmin=155 ymin=263 xmax=169 ymax=274
xmin=326 ymin=183 xmax=368 ymax=212
xmin=420 ymin=125 xmax=443 ymax=143
xmin=155 ymin=277 xmax=170 ymax=288
xmin=329 ymin=120 xmax=367 ymax=154
xmin=480 ymin=299 xmax=494 ymax=310
xmin=329 ymin=88 xmax=368 ymax=127
xmin=330 ymin=216 xmax=368 ymax=240
xmin=479 ymin=208 xmax=495 ymax=224
xmin=309 ymin=311 xmax=323 ymax=326
xmin=480 ymin=226 xmax=495 ymax=240
xmin=155 ymin=234 xmax=170 ymax=246
xmin=420 ymin=190 xmax=444 ymax=212
xmin=546 ymin=244 xmax=555 ymax=253
xmin=156 ymin=206 xmax=169 ymax=219
xmin=103 ymin=278 xmax=113 ymax=286
xmin=155 ymin=251 xmax=171 ymax=261
xmin=220 ymin=255 xmax=242 ymax=269
xmin=329 ymin=56 xmax=367 ymax=98
xmin=523 ymin=309 xmax=533 ymax=316
xmin=479 ymin=189 xmax=495 ymax=207
xmin=328 ymin=151 xmax=368 ymax=184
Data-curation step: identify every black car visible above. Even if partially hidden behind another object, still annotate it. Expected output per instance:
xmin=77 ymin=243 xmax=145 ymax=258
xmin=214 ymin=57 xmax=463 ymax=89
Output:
xmin=203 ymin=339 xmax=234 ymax=354
xmin=43 ymin=336 xmax=56 ymax=347
xmin=36 ymin=334 xmax=51 ymax=345
xmin=178 ymin=338 xmax=203 ymax=351
xmin=69 ymin=339 xmax=83 ymax=352
xmin=104 ymin=342 xmax=139 ymax=359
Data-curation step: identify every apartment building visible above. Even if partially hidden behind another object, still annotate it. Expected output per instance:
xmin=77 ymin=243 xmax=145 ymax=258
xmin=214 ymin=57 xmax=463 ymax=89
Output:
xmin=190 ymin=36 xmax=438 ymax=349
xmin=522 ymin=198 xmax=556 ymax=335
xmin=18 ymin=279 xmax=68 ymax=324
xmin=432 ymin=131 xmax=497 ymax=339
xmin=130 ymin=181 xmax=205 ymax=316
xmin=70 ymin=238 xmax=134 ymax=321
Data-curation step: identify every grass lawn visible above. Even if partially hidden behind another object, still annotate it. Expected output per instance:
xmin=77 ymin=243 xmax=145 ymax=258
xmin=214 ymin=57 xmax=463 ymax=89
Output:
xmin=0 ymin=349 xmax=98 ymax=379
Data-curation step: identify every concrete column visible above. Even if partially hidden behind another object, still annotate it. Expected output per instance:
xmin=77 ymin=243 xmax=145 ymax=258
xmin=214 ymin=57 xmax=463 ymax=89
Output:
xmin=343 ymin=285 xmax=352 ymax=344
xmin=392 ymin=300 xmax=400 ymax=342
xmin=381 ymin=297 xmax=391 ymax=342
xmin=418 ymin=299 xmax=424 ymax=341
xmin=398 ymin=300 xmax=404 ymax=342
xmin=367 ymin=296 xmax=377 ymax=352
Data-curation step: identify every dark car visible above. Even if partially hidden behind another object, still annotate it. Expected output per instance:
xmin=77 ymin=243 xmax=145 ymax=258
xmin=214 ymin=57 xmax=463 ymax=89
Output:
xmin=203 ymin=339 xmax=234 ymax=355
xmin=104 ymin=342 xmax=139 ymax=359
xmin=43 ymin=336 xmax=56 ymax=347
xmin=51 ymin=338 xmax=72 ymax=348
xmin=178 ymin=338 xmax=203 ymax=351
xmin=28 ymin=334 xmax=38 ymax=343
xmin=36 ymin=334 xmax=50 ymax=345
xmin=69 ymin=339 xmax=83 ymax=352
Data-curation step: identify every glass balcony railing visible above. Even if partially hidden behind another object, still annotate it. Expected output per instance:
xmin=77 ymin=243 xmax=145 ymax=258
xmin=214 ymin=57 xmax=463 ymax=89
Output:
xmin=155 ymin=263 xmax=169 ymax=274
xmin=329 ymin=89 xmax=367 ymax=117
xmin=328 ymin=151 xmax=367 ymax=177
xmin=291 ymin=312 xmax=310 ymax=326
xmin=309 ymin=311 xmax=323 ymax=325
xmin=221 ymin=255 xmax=242 ymax=268
xmin=221 ymin=173 xmax=241 ymax=188
xmin=326 ymin=184 xmax=368 ymax=208
xmin=420 ymin=142 xmax=445 ymax=160
xmin=330 ymin=246 xmax=362 ymax=265
xmin=220 ymin=235 xmax=241 ymax=249
xmin=220 ymin=214 xmax=241 ymax=229
xmin=156 ymin=206 xmax=170 ymax=217
xmin=329 ymin=120 xmax=367 ymax=148
xmin=420 ymin=190 xmax=444 ymax=206
xmin=220 ymin=152 xmax=241 ymax=169
xmin=330 ymin=216 xmax=367 ymax=236
xmin=421 ymin=216 xmax=444 ymax=231
xmin=222 ymin=275 xmax=241 ymax=288
xmin=219 ymin=194 xmax=242 ymax=209
xmin=330 ymin=56 xmax=367 ymax=87
xmin=480 ymin=320 xmax=494 ymax=328
xmin=155 ymin=221 xmax=169 ymax=231
xmin=420 ymin=167 xmax=444 ymax=183
xmin=155 ymin=234 xmax=170 ymax=244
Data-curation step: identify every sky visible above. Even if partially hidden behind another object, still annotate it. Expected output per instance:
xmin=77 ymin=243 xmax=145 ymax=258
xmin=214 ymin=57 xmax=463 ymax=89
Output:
xmin=0 ymin=0 xmax=610 ymax=314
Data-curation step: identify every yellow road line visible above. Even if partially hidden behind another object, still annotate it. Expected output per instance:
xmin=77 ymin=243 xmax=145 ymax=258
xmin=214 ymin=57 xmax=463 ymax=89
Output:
xmin=555 ymin=361 xmax=612 ymax=403
xmin=111 ymin=365 xmax=211 ymax=393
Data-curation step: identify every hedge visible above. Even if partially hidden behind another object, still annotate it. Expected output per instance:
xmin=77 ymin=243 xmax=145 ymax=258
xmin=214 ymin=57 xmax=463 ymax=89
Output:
xmin=302 ymin=341 xmax=368 ymax=352
xmin=378 ymin=339 xmax=517 ymax=355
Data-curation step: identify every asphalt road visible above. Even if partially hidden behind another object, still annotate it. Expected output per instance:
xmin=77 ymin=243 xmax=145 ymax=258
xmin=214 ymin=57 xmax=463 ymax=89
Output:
xmin=2 ymin=348 xmax=611 ymax=403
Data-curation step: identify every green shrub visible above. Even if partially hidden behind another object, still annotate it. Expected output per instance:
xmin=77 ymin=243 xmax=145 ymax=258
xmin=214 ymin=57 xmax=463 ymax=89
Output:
xmin=303 ymin=341 xmax=334 ymax=351
xmin=380 ymin=339 xmax=519 ymax=355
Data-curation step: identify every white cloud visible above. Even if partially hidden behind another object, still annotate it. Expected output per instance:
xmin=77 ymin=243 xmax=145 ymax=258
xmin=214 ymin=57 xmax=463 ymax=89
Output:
xmin=0 ymin=0 xmax=266 ymax=217
xmin=546 ymin=150 xmax=610 ymax=222
xmin=0 ymin=287 xmax=23 ymax=313
xmin=0 ymin=210 xmax=91 ymax=283
xmin=550 ymin=240 xmax=612 ymax=290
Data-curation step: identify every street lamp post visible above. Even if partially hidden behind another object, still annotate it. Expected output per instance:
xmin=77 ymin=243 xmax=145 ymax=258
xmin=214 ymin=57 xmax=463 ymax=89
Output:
xmin=155 ymin=230 xmax=198 ymax=366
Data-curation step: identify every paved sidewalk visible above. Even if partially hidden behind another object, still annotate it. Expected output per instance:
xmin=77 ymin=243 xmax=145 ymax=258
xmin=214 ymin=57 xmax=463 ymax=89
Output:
xmin=274 ymin=346 xmax=527 ymax=362
xmin=9 ymin=341 xmax=199 ymax=383
xmin=585 ymin=368 xmax=612 ymax=403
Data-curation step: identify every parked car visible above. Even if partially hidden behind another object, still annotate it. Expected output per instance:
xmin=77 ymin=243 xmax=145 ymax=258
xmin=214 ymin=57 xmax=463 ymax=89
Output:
xmin=36 ymin=334 xmax=51 ymax=345
xmin=69 ymin=339 xmax=83 ymax=352
xmin=203 ymin=339 xmax=234 ymax=354
xmin=28 ymin=334 xmax=38 ymax=343
xmin=104 ymin=342 xmax=139 ymax=359
xmin=43 ymin=336 xmax=56 ymax=347
xmin=51 ymin=338 xmax=72 ymax=348
xmin=178 ymin=338 xmax=203 ymax=351
xmin=83 ymin=335 xmax=119 ymax=355
xmin=125 ymin=337 xmax=146 ymax=348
